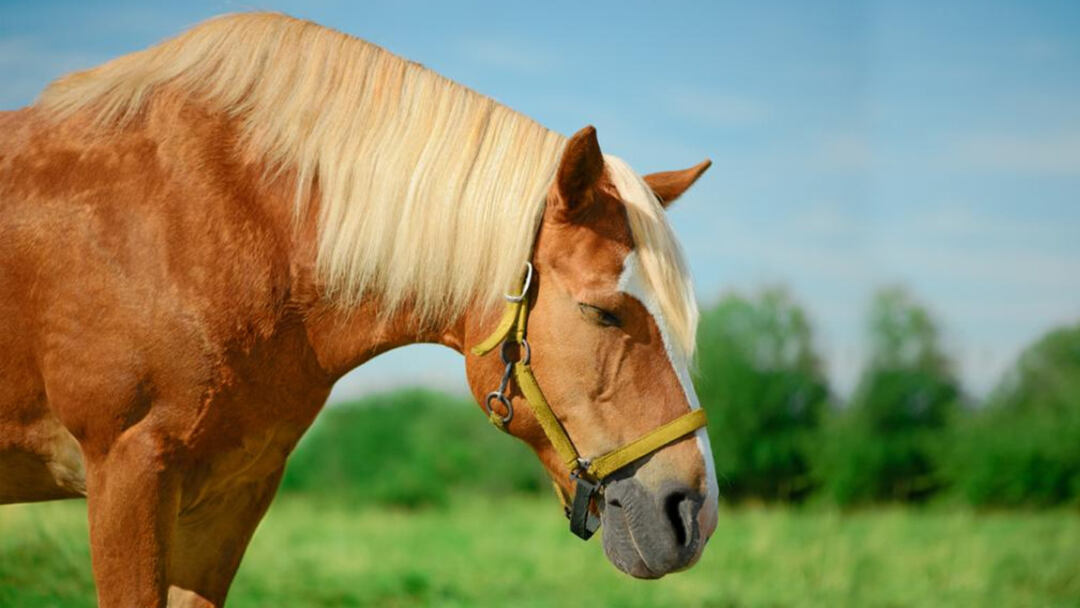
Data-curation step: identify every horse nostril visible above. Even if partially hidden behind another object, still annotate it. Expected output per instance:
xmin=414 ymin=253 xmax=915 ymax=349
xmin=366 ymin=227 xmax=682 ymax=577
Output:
xmin=663 ymin=491 xmax=698 ymax=547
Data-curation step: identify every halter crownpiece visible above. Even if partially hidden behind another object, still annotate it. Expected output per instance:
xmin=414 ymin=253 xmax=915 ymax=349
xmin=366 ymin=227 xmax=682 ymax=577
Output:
xmin=471 ymin=262 xmax=708 ymax=540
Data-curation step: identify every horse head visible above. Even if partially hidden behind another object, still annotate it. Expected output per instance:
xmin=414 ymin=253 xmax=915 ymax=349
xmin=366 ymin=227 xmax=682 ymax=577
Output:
xmin=465 ymin=126 xmax=717 ymax=578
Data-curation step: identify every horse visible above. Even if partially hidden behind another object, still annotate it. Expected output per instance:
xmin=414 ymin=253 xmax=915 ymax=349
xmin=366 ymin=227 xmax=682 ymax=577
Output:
xmin=0 ymin=12 xmax=717 ymax=606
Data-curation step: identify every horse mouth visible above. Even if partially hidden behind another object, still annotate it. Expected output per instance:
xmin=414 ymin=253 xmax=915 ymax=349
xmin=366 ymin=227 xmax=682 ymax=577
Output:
xmin=622 ymin=509 xmax=664 ymax=579
xmin=599 ymin=478 xmax=703 ymax=579
xmin=601 ymin=498 xmax=663 ymax=579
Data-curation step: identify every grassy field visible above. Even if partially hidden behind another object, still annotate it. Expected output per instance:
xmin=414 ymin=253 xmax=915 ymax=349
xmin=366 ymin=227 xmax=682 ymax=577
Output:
xmin=1 ymin=496 xmax=1078 ymax=607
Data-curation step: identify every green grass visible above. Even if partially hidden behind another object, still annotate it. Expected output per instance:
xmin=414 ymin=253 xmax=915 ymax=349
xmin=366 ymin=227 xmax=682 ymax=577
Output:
xmin=2 ymin=497 xmax=1078 ymax=608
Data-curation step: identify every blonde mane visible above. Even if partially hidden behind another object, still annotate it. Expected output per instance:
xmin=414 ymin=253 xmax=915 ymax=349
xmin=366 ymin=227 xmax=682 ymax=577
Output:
xmin=37 ymin=12 xmax=697 ymax=351
xmin=606 ymin=156 xmax=699 ymax=357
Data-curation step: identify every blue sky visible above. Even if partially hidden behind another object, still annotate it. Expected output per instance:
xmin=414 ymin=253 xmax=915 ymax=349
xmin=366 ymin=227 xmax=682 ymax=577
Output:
xmin=2 ymin=1 xmax=1078 ymax=399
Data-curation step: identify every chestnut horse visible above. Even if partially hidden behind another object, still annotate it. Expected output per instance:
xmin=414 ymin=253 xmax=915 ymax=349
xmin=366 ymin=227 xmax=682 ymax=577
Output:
xmin=0 ymin=13 xmax=716 ymax=607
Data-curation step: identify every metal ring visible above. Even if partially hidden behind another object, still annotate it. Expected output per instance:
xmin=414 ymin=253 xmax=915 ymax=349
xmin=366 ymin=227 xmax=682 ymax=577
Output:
xmin=499 ymin=339 xmax=531 ymax=366
xmin=484 ymin=392 xmax=514 ymax=424
xmin=504 ymin=262 xmax=533 ymax=303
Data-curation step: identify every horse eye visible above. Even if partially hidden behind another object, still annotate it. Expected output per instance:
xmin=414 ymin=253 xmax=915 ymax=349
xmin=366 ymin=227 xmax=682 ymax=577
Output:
xmin=578 ymin=303 xmax=621 ymax=328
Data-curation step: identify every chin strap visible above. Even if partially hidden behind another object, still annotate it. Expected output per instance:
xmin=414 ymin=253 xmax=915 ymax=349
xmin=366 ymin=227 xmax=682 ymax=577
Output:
xmin=471 ymin=263 xmax=708 ymax=540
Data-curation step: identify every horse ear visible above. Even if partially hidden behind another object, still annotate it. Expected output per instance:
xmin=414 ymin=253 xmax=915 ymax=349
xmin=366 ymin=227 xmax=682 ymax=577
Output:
xmin=554 ymin=125 xmax=604 ymax=218
xmin=644 ymin=159 xmax=712 ymax=208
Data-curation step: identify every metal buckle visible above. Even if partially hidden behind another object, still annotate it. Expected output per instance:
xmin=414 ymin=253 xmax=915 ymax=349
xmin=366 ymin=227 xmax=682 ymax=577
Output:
xmin=568 ymin=466 xmax=601 ymax=540
xmin=504 ymin=262 xmax=533 ymax=303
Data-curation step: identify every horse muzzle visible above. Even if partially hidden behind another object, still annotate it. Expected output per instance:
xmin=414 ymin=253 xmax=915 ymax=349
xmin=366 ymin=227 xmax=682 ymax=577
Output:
xmin=599 ymin=477 xmax=710 ymax=578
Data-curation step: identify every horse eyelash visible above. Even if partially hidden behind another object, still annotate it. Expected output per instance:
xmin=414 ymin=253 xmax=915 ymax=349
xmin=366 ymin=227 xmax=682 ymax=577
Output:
xmin=578 ymin=303 xmax=622 ymax=328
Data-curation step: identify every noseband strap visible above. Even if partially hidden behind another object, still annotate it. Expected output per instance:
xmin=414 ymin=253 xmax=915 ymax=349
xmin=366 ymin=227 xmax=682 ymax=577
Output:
xmin=471 ymin=263 xmax=708 ymax=540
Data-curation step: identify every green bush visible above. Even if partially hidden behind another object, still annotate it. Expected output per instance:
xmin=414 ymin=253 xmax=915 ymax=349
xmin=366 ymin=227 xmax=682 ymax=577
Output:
xmin=694 ymin=288 xmax=829 ymax=501
xmin=816 ymin=419 xmax=946 ymax=505
xmin=948 ymin=415 xmax=1080 ymax=507
xmin=815 ymin=288 xmax=960 ymax=505
xmin=280 ymin=388 xmax=548 ymax=508
xmin=946 ymin=323 xmax=1080 ymax=506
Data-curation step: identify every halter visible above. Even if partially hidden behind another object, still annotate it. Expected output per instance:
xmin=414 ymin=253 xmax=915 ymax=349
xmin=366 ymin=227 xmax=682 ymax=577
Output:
xmin=471 ymin=262 xmax=708 ymax=540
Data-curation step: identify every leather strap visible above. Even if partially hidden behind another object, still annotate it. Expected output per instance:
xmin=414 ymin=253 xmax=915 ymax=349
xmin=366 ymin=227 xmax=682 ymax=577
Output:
xmin=569 ymin=475 xmax=601 ymax=540
xmin=586 ymin=409 xmax=707 ymax=480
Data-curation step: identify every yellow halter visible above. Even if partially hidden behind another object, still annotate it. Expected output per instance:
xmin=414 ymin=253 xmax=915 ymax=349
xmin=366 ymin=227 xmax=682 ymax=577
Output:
xmin=471 ymin=263 xmax=708 ymax=540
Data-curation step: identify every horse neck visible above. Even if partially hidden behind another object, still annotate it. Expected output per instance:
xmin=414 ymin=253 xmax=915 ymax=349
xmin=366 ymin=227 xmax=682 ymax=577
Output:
xmin=225 ymin=115 xmax=508 ymax=382
xmin=275 ymin=183 xmax=476 ymax=381
xmin=299 ymin=296 xmax=471 ymax=381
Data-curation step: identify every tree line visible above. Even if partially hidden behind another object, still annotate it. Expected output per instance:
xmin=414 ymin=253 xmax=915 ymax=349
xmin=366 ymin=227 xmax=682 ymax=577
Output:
xmin=698 ymin=286 xmax=1080 ymax=506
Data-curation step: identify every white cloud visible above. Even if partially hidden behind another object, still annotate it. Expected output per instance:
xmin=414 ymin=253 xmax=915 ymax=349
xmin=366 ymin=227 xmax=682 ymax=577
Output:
xmin=1017 ymin=38 xmax=1068 ymax=62
xmin=813 ymin=132 xmax=872 ymax=172
xmin=944 ymin=131 xmax=1080 ymax=175
xmin=874 ymin=204 xmax=1080 ymax=288
xmin=663 ymin=86 xmax=768 ymax=128
xmin=681 ymin=196 xmax=1080 ymax=397
xmin=456 ymin=36 xmax=559 ymax=73
xmin=689 ymin=201 xmax=876 ymax=286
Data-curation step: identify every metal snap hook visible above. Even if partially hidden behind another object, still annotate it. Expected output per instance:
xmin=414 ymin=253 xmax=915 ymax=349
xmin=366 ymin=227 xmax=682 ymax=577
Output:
xmin=484 ymin=391 xmax=513 ymax=425
xmin=504 ymin=262 xmax=533 ymax=303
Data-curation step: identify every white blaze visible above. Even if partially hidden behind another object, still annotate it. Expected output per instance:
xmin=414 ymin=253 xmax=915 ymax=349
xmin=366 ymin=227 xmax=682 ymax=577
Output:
xmin=617 ymin=251 xmax=719 ymax=503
